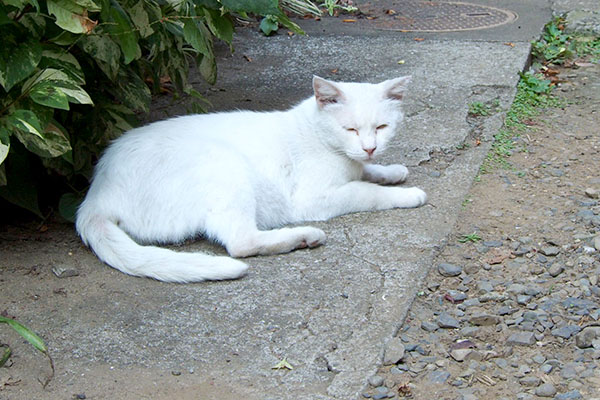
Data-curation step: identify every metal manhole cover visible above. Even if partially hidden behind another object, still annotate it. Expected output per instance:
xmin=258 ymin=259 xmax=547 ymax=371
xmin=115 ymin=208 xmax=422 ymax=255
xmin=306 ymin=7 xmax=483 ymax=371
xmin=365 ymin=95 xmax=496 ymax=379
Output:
xmin=362 ymin=1 xmax=518 ymax=32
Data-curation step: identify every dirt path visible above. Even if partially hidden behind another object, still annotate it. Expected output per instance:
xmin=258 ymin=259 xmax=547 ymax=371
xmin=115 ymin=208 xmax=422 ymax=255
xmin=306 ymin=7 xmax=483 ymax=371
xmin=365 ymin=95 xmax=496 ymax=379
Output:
xmin=362 ymin=64 xmax=600 ymax=399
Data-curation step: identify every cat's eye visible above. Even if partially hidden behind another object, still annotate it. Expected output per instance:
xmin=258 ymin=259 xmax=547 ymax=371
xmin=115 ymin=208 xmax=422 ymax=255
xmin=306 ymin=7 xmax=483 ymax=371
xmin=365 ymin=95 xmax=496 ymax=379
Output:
xmin=376 ymin=124 xmax=388 ymax=131
xmin=346 ymin=128 xmax=358 ymax=135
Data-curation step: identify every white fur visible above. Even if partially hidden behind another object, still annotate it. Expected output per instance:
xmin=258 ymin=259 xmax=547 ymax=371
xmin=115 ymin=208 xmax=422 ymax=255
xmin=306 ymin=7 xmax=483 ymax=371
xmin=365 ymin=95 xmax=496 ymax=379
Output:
xmin=76 ymin=76 xmax=427 ymax=283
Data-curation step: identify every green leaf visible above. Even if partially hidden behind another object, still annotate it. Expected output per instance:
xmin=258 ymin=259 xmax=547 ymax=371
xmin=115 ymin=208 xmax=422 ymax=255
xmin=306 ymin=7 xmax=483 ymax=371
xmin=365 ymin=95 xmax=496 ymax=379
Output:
xmin=40 ymin=47 xmax=86 ymax=84
xmin=4 ymin=109 xmax=44 ymax=139
xmin=59 ymin=82 xmax=93 ymax=105
xmin=47 ymin=0 xmax=90 ymax=34
xmin=198 ymin=53 xmax=216 ymax=84
xmin=220 ymin=0 xmax=280 ymax=15
xmin=78 ymin=33 xmax=121 ymax=80
xmin=274 ymin=13 xmax=303 ymax=34
xmin=203 ymin=8 xmax=234 ymax=44
xmin=23 ymin=68 xmax=93 ymax=107
xmin=183 ymin=19 xmax=211 ymax=56
xmin=3 ymin=0 xmax=26 ymax=7
xmin=49 ymin=30 xmax=80 ymax=46
xmin=0 ymin=4 xmax=12 ymax=26
xmin=128 ymin=0 xmax=154 ymax=38
xmin=0 ymin=345 xmax=10 ymax=367
xmin=0 ymin=142 xmax=9 ymax=165
xmin=0 ymin=164 xmax=6 ymax=186
xmin=259 ymin=15 xmax=278 ymax=36
xmin=108 ymin=3 xmax=141 ymax=64
xmin=0 ymin=36 xmax=42 ymax=92
xmin=19 ymin=12 xmax=47 ymax=37
xmin=271 ymin=357 xmax=293 ymax=370
xmin=73 ymin=0 xmax=101 ymax=11
xmin=0 ymin=316 xmax=47 ymax=353
xmin=111 ymin=68 xmax=151 ymax=112
xmin=29 ymin=81 xmax=71 ymax=110
xmin=58 ymin=192 xmax=81 ymax=222
xmin=192 ymin=0 xmax=220 ymax=9
xmin=13 ymin=121 xmax=72 ymax=158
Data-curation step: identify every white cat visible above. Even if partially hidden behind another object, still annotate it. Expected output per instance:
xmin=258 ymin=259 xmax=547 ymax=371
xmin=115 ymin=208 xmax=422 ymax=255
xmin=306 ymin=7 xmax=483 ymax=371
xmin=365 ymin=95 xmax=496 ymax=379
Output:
xmin=75 ymin=76 xmax=427 ymax=283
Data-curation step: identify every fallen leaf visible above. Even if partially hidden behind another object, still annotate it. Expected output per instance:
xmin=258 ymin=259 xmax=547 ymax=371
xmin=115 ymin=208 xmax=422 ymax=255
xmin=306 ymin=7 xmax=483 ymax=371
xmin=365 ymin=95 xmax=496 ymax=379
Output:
xmin=287 ymin=31 xmax=294 ymax=37
xmin=544 ymin=67 xmax=560 ymax=76
xmin=272 ymin=358 xmax=293 ymax=370
xmin=475 ymin=138 xmax=481 ymax=146
xmin=342 ymin=19 xmax=356 ymax=23
xmin=331 ymin=68 xmax=339 ymax=74
xmin=444 ymin=293 xmax=464 ymax=304
xmin=504 ymin=42 xmax=515 ymax=47
xmin=243 ymin=55 xmax=252 ymax=62
xmin=414 ymin=38 xmax=425 ymax=42
xmin=385 ymin=9 xmax=396 ymax=15
xmin=574 ymin=61 xmax=595 ymax=67
xmin=397 ymin=60 xmax=405 ymax=64
xmin=482 ymin=248 xmax=511 ymax=265
xmin=397 ymin=382 xmax=411 ymax=396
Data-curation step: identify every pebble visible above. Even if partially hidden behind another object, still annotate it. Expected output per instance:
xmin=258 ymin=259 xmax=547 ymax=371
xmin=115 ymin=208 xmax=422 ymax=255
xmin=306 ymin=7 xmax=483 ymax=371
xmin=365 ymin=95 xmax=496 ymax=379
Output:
xmin=507 ymin=283 xmax=527 ymax=295
xmin=449 ymin=348 xmax=473 ymax=362
xmin=421 ymin=321 xmax=439 ymax=332
xmin=585 ymin=187 xmax=599 ymax=199
xmin=460 ymin=326 xmax=480 ymax=337
xmin=437 ymin=313 xmax=460 ymax=329
xmin=540 ymin=363 xmax=553 ymax=374
xmin=548 ymin=264 xmax=565 ymax=277
xmin=383 ymin=338 xmax=405 ymax=365
xmin=540 ymin=246 xmax=560 ymax=256
xmin=575 ymin=326 xmax=600 ymax=348
xmin=469 ymin=313 xmax=501 ymax=326
xmin=368 ymin=375 xmax=384 ymax=387
xmin=554 ymin=390 xmax=582 ymax=400
xmin=52 ymin=266 xmax=79 ymax=278
xmin=551 ymin=325 xmax=582 ymax=339
xmin=519 ymin=376 xmax=541 ymax=387
xmin=507 ymin=331 xmax=536 ymax=346
xmin=483 ymin=240 xmax=503 ymax=247
xmin=549 ymin=168 xmax=564 ymax=177
xmin=427 ymin=370 xmax=450 ymax=384
xmin=447 ymin=290 xmax=467 ymax=302
xmin=438 ymin=263 xmax=462 ymax=277
xmin=593 ymin=235 xmax=600 ymax=251
xmin=477 ymin=281 xmax=494 ymax=293
xmin=535 ymin=383 xmax=557 ymax=397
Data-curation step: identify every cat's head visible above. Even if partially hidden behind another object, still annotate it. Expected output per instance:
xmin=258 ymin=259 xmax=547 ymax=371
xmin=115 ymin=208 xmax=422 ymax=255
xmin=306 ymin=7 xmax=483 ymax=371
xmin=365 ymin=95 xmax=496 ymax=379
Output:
xmin=312 ymin=75 xmax=410 ymax=162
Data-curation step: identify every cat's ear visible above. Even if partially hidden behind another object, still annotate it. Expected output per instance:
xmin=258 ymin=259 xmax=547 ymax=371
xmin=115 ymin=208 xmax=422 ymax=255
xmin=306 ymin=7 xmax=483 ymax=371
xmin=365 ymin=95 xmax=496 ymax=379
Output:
xmin=313 ymin=76 xmax=345 ymax=109
xmin=381 ymin=76 xmax=411 ymax=101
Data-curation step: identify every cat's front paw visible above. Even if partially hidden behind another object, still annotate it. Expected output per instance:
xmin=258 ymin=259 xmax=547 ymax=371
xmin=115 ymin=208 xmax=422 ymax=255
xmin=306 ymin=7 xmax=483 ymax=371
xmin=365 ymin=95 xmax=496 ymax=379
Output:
xmin=384 ymin=164 xmax=409 ymax=184
xmin=296 ymin=227 xmax=326 ymax=249
xmin=363 ymin=164 xmax=409 ymax=185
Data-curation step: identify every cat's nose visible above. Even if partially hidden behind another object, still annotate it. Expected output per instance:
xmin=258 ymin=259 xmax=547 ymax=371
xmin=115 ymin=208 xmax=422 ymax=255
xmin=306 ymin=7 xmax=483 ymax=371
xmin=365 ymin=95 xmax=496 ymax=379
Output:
xmin=364 ymin=147 xmax=376 ymax=157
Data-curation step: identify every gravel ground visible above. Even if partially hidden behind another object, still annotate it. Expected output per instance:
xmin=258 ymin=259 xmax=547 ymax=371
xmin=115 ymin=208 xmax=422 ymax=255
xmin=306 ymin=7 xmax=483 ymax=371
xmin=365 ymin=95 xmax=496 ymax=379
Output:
xmin=361 ymin=62 xmax=600 ymax=399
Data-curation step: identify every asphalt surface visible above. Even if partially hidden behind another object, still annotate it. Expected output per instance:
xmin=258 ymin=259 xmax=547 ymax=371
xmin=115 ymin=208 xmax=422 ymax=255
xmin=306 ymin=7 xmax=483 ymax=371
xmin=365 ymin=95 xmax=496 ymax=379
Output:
xmin=4 ymin=1 xmax=593 ymax=399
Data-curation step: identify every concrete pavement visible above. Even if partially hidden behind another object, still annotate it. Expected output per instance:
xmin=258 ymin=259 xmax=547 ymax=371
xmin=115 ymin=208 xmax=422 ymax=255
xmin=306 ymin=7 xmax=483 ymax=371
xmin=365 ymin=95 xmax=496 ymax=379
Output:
xmin=3 ymin=1 xmax=591 ymax=399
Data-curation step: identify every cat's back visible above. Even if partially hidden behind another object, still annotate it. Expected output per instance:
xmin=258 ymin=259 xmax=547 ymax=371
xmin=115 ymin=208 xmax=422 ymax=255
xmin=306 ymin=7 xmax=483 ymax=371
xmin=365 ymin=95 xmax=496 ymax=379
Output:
xmin=106 ymin=109 xmax=291 ymax=157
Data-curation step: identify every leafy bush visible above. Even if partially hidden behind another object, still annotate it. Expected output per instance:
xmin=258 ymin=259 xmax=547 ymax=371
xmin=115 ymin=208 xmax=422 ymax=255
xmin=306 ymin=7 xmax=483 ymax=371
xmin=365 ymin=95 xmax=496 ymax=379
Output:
xmin=0 ymin=0 xmax=299 ymax=219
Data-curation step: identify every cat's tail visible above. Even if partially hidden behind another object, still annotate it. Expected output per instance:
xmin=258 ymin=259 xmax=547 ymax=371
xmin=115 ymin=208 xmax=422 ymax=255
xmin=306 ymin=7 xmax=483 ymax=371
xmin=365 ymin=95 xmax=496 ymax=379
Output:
xmin=75 ymin=215 xmax=249 ymax=283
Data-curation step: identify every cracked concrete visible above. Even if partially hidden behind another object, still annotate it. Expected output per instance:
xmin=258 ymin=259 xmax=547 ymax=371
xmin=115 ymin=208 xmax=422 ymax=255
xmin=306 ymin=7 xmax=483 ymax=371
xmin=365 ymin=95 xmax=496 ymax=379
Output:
xmin=0 ymin=1 xmax=562 ymax=399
